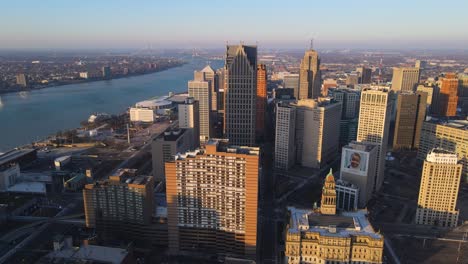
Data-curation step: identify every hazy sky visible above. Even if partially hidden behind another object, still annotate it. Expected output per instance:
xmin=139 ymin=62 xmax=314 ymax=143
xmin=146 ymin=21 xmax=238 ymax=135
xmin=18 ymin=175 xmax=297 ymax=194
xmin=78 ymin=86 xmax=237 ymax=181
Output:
xmin=2 ymin=0 xmax=468 ymax=50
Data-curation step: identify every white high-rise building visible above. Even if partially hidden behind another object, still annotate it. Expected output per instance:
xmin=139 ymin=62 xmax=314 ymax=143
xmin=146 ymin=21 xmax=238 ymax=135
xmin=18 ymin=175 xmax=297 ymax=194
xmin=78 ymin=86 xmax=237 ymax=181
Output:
xmin=416 ymin=149 xmax=462 ymax=227
xmin=188 ymin=80 xmax=211 ymax=143
xmin=356 ymin=88 xmax=392 ymax=192
xmin=275 ymin=103 xmax=296 ymax=170
xmin=178 ymin=97 xmax=200 ymax=149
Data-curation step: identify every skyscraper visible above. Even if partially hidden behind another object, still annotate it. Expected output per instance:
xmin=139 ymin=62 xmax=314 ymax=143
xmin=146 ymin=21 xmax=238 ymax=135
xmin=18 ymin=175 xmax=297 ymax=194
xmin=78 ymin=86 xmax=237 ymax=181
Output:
xmin=356 ymin=66 xmax=372 ymax=84
xmin=102 ymin=66 xmax=111 ymax=79
xmin=329 ymin=88 xmax=360 ymax=147
xmin=437 ymin=73 xmax=458 ymax=117
xmin=417 ymin=84 xmax=439 ymax=114
xmin=293 ymin=98 xmax=341 ymax=169
xmin=357 ymin=88 xmax=392 ymax=192
xmin=393 ymin=91 xmax=427 ymax=149
xmin=224 ymin=44 xmax=257 ymax=146
xmin=178 ymin=97 xmax=200 ymax=149
xmin=195 ymin=65 xmax=218 ymax=112
xmin=416 ymin=149 xmax=462 ymax=227
xmin=458 ymin=74 xmax=468 ymax=115
xmin=165 ymin=139 xmax=259 ymax=259
xmin=256 ymin=64 xmax=267 ymax=138
xmin=275 ymin=103 xmax=296 ymax=170
xmin=188 ymin=76 xmax=211 ymax=143
xmin=298 ymin=48 xmax=321 ymax=99
xmin=391 ymin=67 xmax=420 ymax=92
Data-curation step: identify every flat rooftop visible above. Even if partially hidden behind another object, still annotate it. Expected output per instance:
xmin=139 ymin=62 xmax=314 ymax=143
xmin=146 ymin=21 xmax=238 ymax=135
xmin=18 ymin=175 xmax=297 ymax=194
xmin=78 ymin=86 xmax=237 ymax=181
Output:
xmin=44 ymin=245 xmax=129 ymax=264
xmin=426 ymin=117 xmax=468 ymax=130
xmin=0 ymin=149 xmax=36 ymax=166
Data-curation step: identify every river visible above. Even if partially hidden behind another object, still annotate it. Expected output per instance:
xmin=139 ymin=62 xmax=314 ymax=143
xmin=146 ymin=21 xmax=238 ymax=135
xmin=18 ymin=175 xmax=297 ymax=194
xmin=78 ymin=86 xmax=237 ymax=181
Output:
xmin=0 ymin=56 xmax=224 ymax=152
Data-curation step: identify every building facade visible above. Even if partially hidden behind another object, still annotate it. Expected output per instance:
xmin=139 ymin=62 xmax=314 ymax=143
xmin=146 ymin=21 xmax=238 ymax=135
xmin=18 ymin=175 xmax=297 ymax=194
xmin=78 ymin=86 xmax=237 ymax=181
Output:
xmin=283 ymin=74 xmax=300 ymax=99
xmin=165 ymin=139 xmax=259 ymax=259
xmin=415 ymin=149 xmax=462 ymax=227
xmin=224 ymin=45 xmax=257 ymax=146
xmin=391 ymin=67 xmax=420 ymax=92
xmin=275 ymin=103 xmax=296 ymax=170
xmin=151 ymin=129 xmax=191 ymax=181
xmin=178 ymin=97 xmax=200 ymax=149
xmin=293 ymin=98 xmax=341 ymax=169
xmin=298 ymin=49 xmax=321 ymax=99
xmin=188 ymin=79 xmax=212 ymax=143
xmin=336 ymin=179 xmax=359 ymax=212
xmin=436 ymin=73 xmax=458 ymax=117
xmin=129 ymin=107 xmax=154 ymax=123
xmin=356 ymin=66 xmax=372 ymax=84
xmin=357 ymin=88 xmax=392 ymax=192
xmin=340 ymin=141 xmax=378 ymax=208
xmin=256 ymin=64 xmax=267 ymax=138
xmin=393 ymin=91 xmax=427 ymax=149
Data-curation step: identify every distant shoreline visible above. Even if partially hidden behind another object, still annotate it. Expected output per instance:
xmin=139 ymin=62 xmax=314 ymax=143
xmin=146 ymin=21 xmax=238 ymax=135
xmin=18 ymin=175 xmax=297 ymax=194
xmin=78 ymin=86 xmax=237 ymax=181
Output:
xmin=0 ymin=62 xmax=186 ymax=96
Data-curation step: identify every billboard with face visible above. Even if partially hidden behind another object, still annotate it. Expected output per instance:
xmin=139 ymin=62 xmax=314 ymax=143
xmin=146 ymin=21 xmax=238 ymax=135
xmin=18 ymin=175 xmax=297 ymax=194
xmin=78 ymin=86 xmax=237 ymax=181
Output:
xmin=341 ymin=149 xmax=368 ymax=176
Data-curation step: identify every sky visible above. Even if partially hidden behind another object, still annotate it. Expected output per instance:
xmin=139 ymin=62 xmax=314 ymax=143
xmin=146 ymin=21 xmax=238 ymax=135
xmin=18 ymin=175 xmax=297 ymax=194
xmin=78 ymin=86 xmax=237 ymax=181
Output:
xmin=1 ymin=0 xmax=468 ymax=50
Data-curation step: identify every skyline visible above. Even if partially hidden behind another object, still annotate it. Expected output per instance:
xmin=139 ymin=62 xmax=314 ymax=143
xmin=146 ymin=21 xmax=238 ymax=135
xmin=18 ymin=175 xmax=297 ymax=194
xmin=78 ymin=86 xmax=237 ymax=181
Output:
xmin=2 ymin=0 xmax=468 ymax=50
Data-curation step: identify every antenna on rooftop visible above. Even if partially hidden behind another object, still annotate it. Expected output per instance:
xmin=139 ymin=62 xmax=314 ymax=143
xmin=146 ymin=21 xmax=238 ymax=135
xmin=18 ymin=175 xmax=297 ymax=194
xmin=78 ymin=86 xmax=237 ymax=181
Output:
xmin=310 ymin=38 xmax=314 ymax=50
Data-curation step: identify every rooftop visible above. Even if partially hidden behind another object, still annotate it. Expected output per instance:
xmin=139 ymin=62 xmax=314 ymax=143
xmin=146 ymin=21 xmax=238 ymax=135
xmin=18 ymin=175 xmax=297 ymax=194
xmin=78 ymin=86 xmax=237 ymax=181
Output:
xmin=8 ymin=182 xmax=46 ymax=194
xmin=0 ymin=149 xmax=36 ymax=166
xmin=287 ymin=207 xmax=382 ymax=239
xmin=155 ymin=128 xmax=187 ymax=142
xmin=44 ymin=245 xmax=130 ymax=264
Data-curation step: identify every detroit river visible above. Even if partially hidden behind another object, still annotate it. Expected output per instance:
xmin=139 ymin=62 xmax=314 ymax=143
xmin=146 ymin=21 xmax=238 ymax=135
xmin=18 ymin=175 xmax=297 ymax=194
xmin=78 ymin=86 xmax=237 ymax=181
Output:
xmin=0 ymin=57 xmax=223 ymax=152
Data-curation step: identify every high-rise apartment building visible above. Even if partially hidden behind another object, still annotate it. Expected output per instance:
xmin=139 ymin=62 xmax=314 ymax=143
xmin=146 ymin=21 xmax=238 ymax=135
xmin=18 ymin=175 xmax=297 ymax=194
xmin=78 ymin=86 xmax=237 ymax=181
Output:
xmin=165 ymin=139 xmax=259 ymax=259
xmin=393 ymin=92 xmax=427 ymax=149
xmin=356 ymin=66 xmax=372 ymax=84
xmin=436 ymin=73 xmax=458 ymax=117
xmin=188 ymin=78 xmax=212 ymax=143
xmin=415 ymin=149 xmax=462 ymax=227
xmin=151 ymin=128 xmax=191 ymax=180
xmin=256 ymin=64 xmax=267 ymax=138
xmin=391 ymin=67 xmax=420 ymax=92
xmin=283 ymin=74 xmax=300 ymax=98
xmin=178 ymin=97 xmax=200 ymax=149
xmin=298 ymin=49 xmax=321 ymax=99
xmin=293 ymin=98 xmax=341 ymax=169
xmin=357 ymin=88 xmax=392 ymax=192
xmin=340 ymin=141 xmax=378 ymax=208
xmin=275 ymin=103 xmax=296 ymax=170
xmin=16 ymin=73 xmax=28 ymax=87
xmin=417 ymin=119 xmax=468 ymax=179
xmin=224 ymin=45 xmax=257 ymax=146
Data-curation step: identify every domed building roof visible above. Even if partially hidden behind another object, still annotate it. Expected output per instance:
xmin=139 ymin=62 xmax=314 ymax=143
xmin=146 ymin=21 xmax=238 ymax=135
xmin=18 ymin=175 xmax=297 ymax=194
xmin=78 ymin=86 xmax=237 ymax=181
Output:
xmin=325 ymin=168 xmax=335 ymax=182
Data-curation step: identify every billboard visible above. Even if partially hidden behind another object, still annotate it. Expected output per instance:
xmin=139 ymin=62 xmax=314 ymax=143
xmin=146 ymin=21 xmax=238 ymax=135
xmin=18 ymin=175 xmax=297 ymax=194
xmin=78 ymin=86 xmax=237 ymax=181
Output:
xmin=341 ymin=149 xmax=369 ymax=176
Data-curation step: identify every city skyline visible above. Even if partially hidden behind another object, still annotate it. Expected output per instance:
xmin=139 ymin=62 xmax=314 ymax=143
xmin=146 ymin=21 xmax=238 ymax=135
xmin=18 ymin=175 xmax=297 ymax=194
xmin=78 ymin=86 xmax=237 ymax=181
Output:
xmin=2 ymin=0 xmax=468 ymax=50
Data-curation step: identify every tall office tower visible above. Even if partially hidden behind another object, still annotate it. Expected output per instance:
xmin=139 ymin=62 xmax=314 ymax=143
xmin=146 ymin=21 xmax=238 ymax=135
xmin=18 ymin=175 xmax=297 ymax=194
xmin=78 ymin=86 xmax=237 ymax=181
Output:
xmin=256 ymin=64 xmax=267 ymax=138
xmin=102 ymin=66 xmax=111 ymax=79
xmin=393 ymin=92 xmax=427 ymax=149
xmin=417 ymin=119 xmax=468 ymax=179
xmin=224 ymin=45 xmax=257 ymax=146
xmin=458 ymin=74 xmax=468 ymax=115
xmin=298 ymin=48 xmax=321 ymax=99
xmin=16 ymin=73 xmax=28 ymax=87
xmin=437 ymin=73 xmax=459 ymax=117
xmin=151 ymin=128 xmax=191 ymax=180
xmin=283 ymin=74 xmax=300 ymax=98
xmin=391 ymin=67 xmax=420 ymax=92
xmin=329 ymin=88 xmax=360 ymax=146
xmin=275 ymin=103 xmax=296 ymax=170
xmin=417 ymin=84 xmax=439 ymax=114
xmin=415 ymin=60 xmax=427 ymax=69
xmin=356 ymin=66 xmax=372 ymax=84
xmin=83 ymin=169 xmax=154 ymax=228
xmin=320 ymin=170 xmax=337 ymax=215
xmin=195 ymin=65 xmax=218 ymax=112
xmin=293 ymin=98 xmax=341 ymax=169
xmin=188 ymin=77 xmax=211 ymax=143
xmin=357 ymin=88 xmax=392 ymax=192
xmin=415 ymin=149 xmax=462 ymax=227
xmin=340 ymin=141 xmax=378 ymax=208
xmin=178 ymin=97 xmax=200 ymax=149
xmin=165 ymin=139 xmax=259 ymax=259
